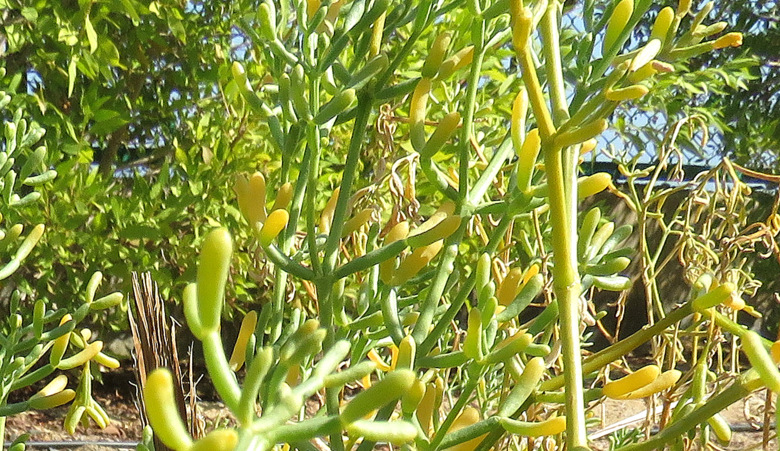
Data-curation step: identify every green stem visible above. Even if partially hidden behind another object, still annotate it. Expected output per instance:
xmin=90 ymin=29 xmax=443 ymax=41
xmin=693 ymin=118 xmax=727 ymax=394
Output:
xmin=0 ymin=391 xmax=9 ymax=443
xmin=428 ymin=369 xmax=482 ymax=450
xmin=266 ymin=73 xmax=315 ymax=343
xmin=481 ymin=0 xmax=509 ymax=20
xmin=708 ymin=310 xmax=772 ymax=347
xmin=468 ymin=136 xmax=513 ymax=205
xmin=304 ymin=122 xmax=323 ymax=275
xmin=544 ymin=142 xmax=588 ymax=449
xmin=263 ymin=101 xmax=305 ymax=347
xmin=0 ymin=401 xmax=29 ymax=418
xmin=271 ymin=416 xmax=341 ymax=443
xmin=317 ymin=96 xmax=372 ymax=451
xmin=270 ymin=208 xmax=290 ymax=343
xmin=9 ymin=363 xmax=54 ymax=392
xmin=321 ymin=97 xmax=373 ymax=272
xmin=201 ymin=332 xmax=241 ymax=412
xmin=540 ymin=1 xmax=576 ymax=223
xmin=263 ymin=145 xmax=316 ymax=335
xmin=419 ymin=156 xmax=460 ymax=201
xmin=416 ymin=212 xmax=514 ymax=358
xmin=458 ymin=21 xmax=486 ymax=199
xmin=380 ymin=287 xmax=404 ymax=345
xmin=538 ymin=3 xmax=587 ymax=447
xmin=570 ymin=0 xmax=653 ymax=111
xmin=316 ymin=278 xmax=343 ymax=451
xmin=411 ymin=8 xmax=487 ymax=349
xmin=416 ymin=279 xmax=472 ymax=358
xmin=516 ymin=40 xmax=555 ymax=141
xmin=438 ymin=416 xmax=502 ymax=449
xmin=410 ymin=226 xmax=463 ymax=346
xmin=268 ymin=241 xmax=289 ymax=343
xmin=375 ymin=0 xmax=435 ymax=88
xmin=333 ymin=240 xmax=408 ymax=279
xmin=262 ymin=244 xmax=316 ymax=280
xmin=541 ymin=3 xmax=569 ymax=126
xmin=540 ymin=302 xmax=695 ymax=392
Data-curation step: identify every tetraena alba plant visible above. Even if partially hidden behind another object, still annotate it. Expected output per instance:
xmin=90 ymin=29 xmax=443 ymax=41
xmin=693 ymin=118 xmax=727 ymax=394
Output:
xmin=139 ymin=0 xmax=770 ymax=450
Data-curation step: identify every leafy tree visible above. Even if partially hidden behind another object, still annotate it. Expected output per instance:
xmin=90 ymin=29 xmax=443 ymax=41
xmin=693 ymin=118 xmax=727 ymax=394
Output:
xmin=1 ymin=0 xmax=274 ymax=173
xmin=606 ymin=1 xmax=777 ymax=169
xmin=0 ymin=0 xmax=274 ymax=324
xmin=708 ymin=1 xmax=779 ymax=169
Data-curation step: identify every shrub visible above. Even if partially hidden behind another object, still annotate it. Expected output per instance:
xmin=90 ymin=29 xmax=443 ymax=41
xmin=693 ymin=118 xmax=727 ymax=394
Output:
xmin=0 ymin=75 xmax=125 ymax=448
xmin=130 ymin=1 xmax=777 ymax=450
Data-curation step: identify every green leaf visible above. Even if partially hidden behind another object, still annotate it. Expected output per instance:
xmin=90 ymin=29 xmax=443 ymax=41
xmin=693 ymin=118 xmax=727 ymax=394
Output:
xmin=93 ymin=109 xmax=120 ymax=122
xmin=21 ymin=7 xmax=38 ymax=23
xmin=119 ymin=0 xmax=141 ymax=25
xmin=119 ymin=224 xmax=162 ymax=241
xmin=90 ymin=116 xmax=128 ymax=136
xmin=168 ymin=16 xmax=186 ymax=44
xmin=76 ymin=53 xmax=98 ymax=79
xmin=97 ymin=39 xmax=124 ymax=69
xmin=68 ymin=56 xmax=78 ymax=97
xmin=85 ymin=14 xmax=98 ymax=54
xmin=5 ymin=24 xmax=25 ymax=53
xmin=58 ymin=28 xmax=79 ymax=46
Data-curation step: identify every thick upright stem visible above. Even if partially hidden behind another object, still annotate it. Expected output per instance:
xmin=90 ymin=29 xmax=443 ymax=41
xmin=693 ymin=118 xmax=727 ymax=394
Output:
xmin=543 ymin=143 xmax=588 ymax=449
xmin=524 ymin=2 xmax=588 ymax=448
xmin=317 ymin=99 xmax=372 ymax=451
xmin=313 ymin=281 xmax=344 ymax=450
xmin=541 ymin=4 xmax=569 ymax=126
xmin=516 ymin=47 xmax=554 ymax=141
xmin=321 ymin=99 xmax=372 ymax=272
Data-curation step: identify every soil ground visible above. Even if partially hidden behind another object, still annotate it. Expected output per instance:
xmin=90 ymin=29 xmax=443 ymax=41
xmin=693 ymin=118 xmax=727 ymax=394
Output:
xmin=4 ymin=371 xmax=777 ymax=450
xmin=590 ymin=395 xmax=777 ymax=450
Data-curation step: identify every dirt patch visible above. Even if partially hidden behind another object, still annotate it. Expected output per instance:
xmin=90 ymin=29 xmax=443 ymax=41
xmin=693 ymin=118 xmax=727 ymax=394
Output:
xmin=5 ymin=393 xmax=141 ymax=449
xmin=589 ymin=393 xmax=777 ymax=450
xmin=5 ymin=397 xmax=236 ymax=450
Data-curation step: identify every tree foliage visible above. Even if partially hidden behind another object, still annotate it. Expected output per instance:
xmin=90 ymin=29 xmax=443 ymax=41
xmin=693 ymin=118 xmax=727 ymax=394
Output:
xmin=617 ymin=1 xmax=778 ymax=169
xmin=710 ymin=1 xmax=779 ymax=169
xmin=0 ymin=0 xmax=273 ymax=325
